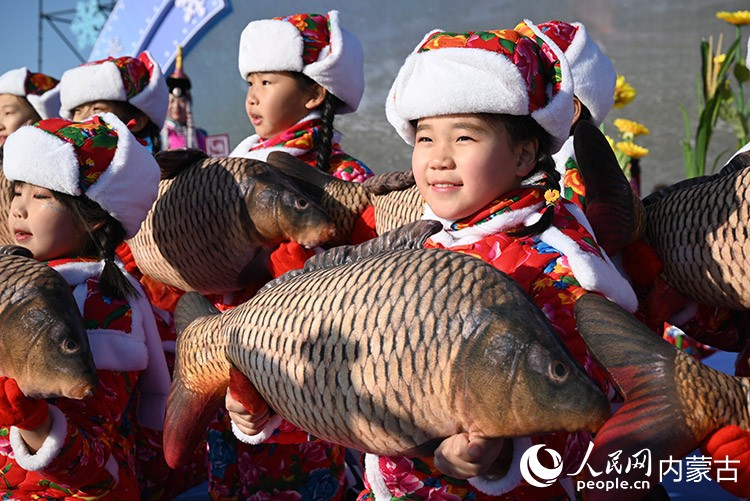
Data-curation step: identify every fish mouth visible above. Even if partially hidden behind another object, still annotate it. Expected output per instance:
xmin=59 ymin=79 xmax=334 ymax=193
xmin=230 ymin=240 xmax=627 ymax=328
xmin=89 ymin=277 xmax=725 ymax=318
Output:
xmin=21 ymin=381 xmax=97 ymax=400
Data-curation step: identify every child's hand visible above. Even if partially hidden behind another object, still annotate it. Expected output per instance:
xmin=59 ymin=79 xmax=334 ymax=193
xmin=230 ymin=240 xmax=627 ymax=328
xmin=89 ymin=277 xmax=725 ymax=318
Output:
xmin=433 ymin=432 xmax=510 ymax=479
xmin=700 ymin=425 xmax=750 ymax=497
xmin=225 ymin=368 xmax=272 ymax=436
xmin=0 ymin=376 xmax=49 ymax=430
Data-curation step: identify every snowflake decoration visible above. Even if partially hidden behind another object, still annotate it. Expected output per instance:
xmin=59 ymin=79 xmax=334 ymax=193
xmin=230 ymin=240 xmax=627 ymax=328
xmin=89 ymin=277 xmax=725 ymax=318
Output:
xmin=105 ymin=35 xmax=123 ymax=57
xmin=71 ymin=0 xmax=107 ymax=50
xmin=176 ymin=0 xmax=206 ymax=24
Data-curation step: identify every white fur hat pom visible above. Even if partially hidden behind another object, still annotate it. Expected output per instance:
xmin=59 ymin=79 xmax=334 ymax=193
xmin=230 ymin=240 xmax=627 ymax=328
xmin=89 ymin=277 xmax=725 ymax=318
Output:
xmin=238 ymin=10 xmax=364 ymax=114
xmin=0 ymin=67 xmax=61 ymax=120
xmin=59 ymin=52 xmax=168 ymax=128
xmin=385 ymin=24 xmax=574 ymax=153
xmin=3 ymin=113 xmax=159 ymax=238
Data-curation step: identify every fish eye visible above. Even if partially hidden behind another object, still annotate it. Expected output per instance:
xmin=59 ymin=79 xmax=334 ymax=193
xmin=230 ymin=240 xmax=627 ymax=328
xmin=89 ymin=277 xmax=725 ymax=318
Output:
xmin=548 ymin=360 xmax=569 ymax=383
xmin=61 ymin=339 xmax=80 ymax=354
xmin=295 ymin=197 xmax=309 ymax=210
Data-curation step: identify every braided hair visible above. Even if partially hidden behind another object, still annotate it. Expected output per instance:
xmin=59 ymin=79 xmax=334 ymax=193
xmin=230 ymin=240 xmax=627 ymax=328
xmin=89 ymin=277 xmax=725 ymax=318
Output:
xmin=291 ymin=73 xmax=343 ymax=173
xmin=52 ymin=188 xmax=139 ymax=300
xmin=483 ymin=113 xmax=561 ymax=238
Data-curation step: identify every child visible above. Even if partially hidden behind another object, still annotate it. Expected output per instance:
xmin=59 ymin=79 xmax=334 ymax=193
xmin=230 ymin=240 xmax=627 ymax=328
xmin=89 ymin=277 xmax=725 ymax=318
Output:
xmin=58 ymin=51 xmax=168 ymax=153
xmin=363 ymin=23 xmax=636 ymax=499
xmin=230 ymin=10 xmax=373 ymax=183
xmin=211 ymin=10 xmax=375 ymax=500
xmin=0 ymin=113 xmax=171 ymax=499
xmin=515 ymin=19 xmax=616 ymax=211
xmin=0 ymin=67 xmax=61 ymax=244
xmin=160 ymin=45 xmax=208 ymax=151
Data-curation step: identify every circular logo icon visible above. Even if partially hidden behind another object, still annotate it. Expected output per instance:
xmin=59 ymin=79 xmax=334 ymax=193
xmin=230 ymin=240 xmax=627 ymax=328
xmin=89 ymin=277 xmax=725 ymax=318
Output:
xmin=519 ymin=444 xmax=564 ymax=488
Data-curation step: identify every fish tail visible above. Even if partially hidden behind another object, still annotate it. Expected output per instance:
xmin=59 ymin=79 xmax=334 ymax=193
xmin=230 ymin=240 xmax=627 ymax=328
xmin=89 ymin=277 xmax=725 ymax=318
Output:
xmin=164 ymin=292 xmax=227 ymax=469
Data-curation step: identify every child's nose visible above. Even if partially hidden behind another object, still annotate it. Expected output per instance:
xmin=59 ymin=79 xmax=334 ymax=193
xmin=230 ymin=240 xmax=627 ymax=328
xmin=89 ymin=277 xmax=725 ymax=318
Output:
xmin=428 ymin=151 xmax=454 ymax=170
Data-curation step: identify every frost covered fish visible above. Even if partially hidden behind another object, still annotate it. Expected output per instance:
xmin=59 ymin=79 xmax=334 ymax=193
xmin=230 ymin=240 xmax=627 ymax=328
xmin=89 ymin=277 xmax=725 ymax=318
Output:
xmin=163 ymin=221 xmax=609 ymax=468
xmin=128 ymin=149 xmax=337 ymax=294
xmin=0 ymin=248 xmax=97 ymax=399
xmin=574 ymin=293 xmax=750 ymax=500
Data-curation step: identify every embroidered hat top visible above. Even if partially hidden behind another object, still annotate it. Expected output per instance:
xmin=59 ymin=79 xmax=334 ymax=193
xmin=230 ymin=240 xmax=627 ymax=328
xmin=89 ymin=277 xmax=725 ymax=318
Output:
xmin=516 ymin=20 xmax=616 ymax=126
xmin=3 ymin=113 xmax=159 ymax=238
xmin=238 ymin=10 xmax=364 ymax=114
xmin=385 ymin=21 xmax=574 ymax=153
xmin=0 ymin=67 xmax=61 ymax=120
xmin=59 ymin=52 xmax=168 ymax=128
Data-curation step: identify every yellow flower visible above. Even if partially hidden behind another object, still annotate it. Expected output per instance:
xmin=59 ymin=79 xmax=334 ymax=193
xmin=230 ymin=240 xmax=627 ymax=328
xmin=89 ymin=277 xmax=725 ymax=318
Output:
xmin=544 ymin=189 xmax=560 ymax=206
xmin=714 ymin=53 xmax=726 ymax=65
xmin=613 ymin=75 xmax=636 ymax=108
xmin=614 ymin=118 xmax=650 ymax=136
xmin=616 ymin=141 xmax=649 ymax=159
xmin=716 ymin=10 xmax=750 ymax=26
xmin=605 ymin=135 xmax=615 ymax=151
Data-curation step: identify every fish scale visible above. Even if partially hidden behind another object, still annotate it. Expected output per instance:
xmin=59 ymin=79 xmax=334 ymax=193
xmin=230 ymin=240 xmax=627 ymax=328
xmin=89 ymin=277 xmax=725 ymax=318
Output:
xmin=165 ymin=225 xmax=609 ymax=468
xmin=644 ymin=164 xmax=750 ymax=309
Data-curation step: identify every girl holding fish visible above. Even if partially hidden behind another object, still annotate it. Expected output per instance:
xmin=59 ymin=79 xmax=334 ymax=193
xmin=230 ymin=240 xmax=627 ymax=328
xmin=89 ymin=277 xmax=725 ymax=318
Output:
xmin=0 ymin=113 xmax=171 ymax=499
xmin=230 ymin=22 xmax=642 ymax=499
xmin=209 ymin=10 xmax=376 ymax=501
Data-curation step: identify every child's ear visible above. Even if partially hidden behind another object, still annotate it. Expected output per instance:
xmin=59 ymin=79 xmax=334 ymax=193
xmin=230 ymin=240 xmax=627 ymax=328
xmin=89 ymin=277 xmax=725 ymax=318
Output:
xmin=572 ymin=97 xmax=583 ymax=126
xmin=305 ymin=84 xmax=327 ymax=110
xmin=515 ymin=138 xmax=538 ymax=177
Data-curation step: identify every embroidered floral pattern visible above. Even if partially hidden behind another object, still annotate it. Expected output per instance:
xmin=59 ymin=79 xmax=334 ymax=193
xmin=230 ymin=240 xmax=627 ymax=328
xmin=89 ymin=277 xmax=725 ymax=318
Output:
xmin=24 ymin=70 xmax=59 ymax=96
xmin=274 ymin=13 xmax=331 ymax=64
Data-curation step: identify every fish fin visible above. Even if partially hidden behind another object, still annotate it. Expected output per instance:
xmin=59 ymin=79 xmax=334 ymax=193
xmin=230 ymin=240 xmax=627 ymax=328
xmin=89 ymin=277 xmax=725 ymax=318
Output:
xmin=174 ymin=292 xmax=220 ymax=336
xmin=258 ymin=220 xmax=443 ymax=293
xmin=362 ymin=170 xmax=416 ymax=195
xmin=0 ymin=245 xmax=33 ymax=258
xmin=720 ymin=150 xmax=750 ymax=176
xmin=266 ymin=151 xmax=335 ymax=196
xmin=573 ymin=121 xmax=644 ymax=254
xmin=574 ymin=293 xmax=700 ymax=499
xmin=163 ymin=375 xmax=225 ymax=469
xmin=155 ymin=148 xmax=209 ymax=180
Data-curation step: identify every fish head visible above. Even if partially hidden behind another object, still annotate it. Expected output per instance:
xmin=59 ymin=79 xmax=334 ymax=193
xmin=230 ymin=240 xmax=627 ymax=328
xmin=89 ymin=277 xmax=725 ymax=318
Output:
xmin=0 ymin=262 xmax=97 ymax=400
xmin=246 ymin=169 xmax=338 ymax=247
xmin=459 ymin=274 xmax=610 ymax=438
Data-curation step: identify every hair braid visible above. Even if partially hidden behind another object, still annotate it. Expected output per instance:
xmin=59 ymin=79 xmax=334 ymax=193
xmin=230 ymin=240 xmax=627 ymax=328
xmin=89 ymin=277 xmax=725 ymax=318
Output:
xmin=314 ymin=92 xmax=342 ymax=172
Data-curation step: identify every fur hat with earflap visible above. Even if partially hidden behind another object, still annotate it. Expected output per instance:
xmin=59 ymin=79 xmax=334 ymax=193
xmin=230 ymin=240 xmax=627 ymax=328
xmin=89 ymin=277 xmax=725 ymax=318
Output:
xmin=3 ymin=113 xmax=159 ymax=238
xmin=516 ymin=19 xmax=616 ymax=127
xmin=0 ymin=67 xmax=61 ymax=120
xmin=385 ymin=21 xmax=575 ymax=154
xmin=238 ymin=10 xmax=365 ymax=114
xmin=59 ymin=52 xmax=168 ymax=128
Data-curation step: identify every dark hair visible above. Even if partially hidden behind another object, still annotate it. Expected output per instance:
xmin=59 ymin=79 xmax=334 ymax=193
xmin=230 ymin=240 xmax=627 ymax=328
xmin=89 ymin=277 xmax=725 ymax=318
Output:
xmin=290 ymin=72 xmax=343 ymax=172
xmin=482 ymin=113 xmax=560 ymax=238
xmin=103 ymin=100 xmax=163 ymax=153
xmin=570 ymin=100 xmax=594 ymax=136
xmin=11 ymin=181 xmax=139 ymax=300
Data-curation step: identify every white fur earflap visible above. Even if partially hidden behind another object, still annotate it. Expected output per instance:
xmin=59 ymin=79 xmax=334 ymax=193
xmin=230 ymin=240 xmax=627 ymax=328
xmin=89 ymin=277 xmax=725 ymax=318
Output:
xmin=563 ymin=22 xmax=616 ymax=126
xmin=0 ymin=67 xmax=61 ymax=120
xmin=59 ymin=52 xmax=168 ymax=127
xmin=3 ymin=125 xmax=81 ymax=195
xmin=0 ymin=67 xmax=28 ymax=96
xmin=237 ymin=10 xmax=364 ymax=114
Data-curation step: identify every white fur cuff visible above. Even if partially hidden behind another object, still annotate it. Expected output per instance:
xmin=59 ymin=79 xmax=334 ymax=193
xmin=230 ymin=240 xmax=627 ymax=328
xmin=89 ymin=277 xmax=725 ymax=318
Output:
xmin=11 ymin=406 xmax=67 ymax=471
xmin=468 ymin=437 xmax=532 ymax=495
xmin=230 ymin=414 xmax=283 ymax=445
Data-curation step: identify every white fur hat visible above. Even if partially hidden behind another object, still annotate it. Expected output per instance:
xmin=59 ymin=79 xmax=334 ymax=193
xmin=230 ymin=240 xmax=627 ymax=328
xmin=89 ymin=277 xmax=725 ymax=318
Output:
xmin=0 ymin=67 xmax=61 ymax=120
xmin=59 ymin=52 xmax=168 ymax=128
xmin=518 ymin=20 xmax=616 ymax=126
xmin=238 ymin=10 xmax=364 ymax=114
xmin=385 ymin=22 xmax=574 ymax=153
xmin=3 ymin=113 xmax=159 ymax=238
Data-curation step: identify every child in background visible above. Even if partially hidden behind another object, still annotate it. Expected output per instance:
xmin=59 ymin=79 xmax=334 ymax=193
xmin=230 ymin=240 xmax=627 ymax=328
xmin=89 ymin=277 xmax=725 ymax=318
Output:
xmin=0 ymin=113 xmax=170 ymax=499
xmin=58 ymin=52 xmax=168 ymax=153
xmin=211 ymin=10 xmax=375 ymax=500
xmin=0 ymin=67 xmax=61 ymax=245
xmin=515 ymin=19 xmax=616 ymax=211
xmin=366 ymin=23 xmax=637 ymax=499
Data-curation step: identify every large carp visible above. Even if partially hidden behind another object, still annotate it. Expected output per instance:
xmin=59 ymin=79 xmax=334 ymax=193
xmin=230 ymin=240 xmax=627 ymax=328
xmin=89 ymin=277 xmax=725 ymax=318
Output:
xmin=642 ymin=152 xmax=750 ymax=310
xmin=128 ymin=150 xmax=337 ymax=294
xmin=163 ymin=221 xmax=610 ymax=468
xmin=574 ymin=293 xmax=750 ymax=500
xmin=0 ymin=247 xmax=97 ymax=399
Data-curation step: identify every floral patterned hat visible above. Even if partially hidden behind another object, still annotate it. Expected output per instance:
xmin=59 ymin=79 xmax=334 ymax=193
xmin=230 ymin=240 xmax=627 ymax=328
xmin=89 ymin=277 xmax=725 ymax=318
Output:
xmin=0 ymin=67 xmax=61 ymax=120
xmin=385 ymin=20 xmax=574 ymax=153
xmin=59 ymin=52 xmax=168 ymax=128
xmin=238 ymin=10 xmax=364 ymax=114
xmin=516 ymin=20 xmax=616 ymax=126
xmin=3 ymin=113 xmax=159 ymax=238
